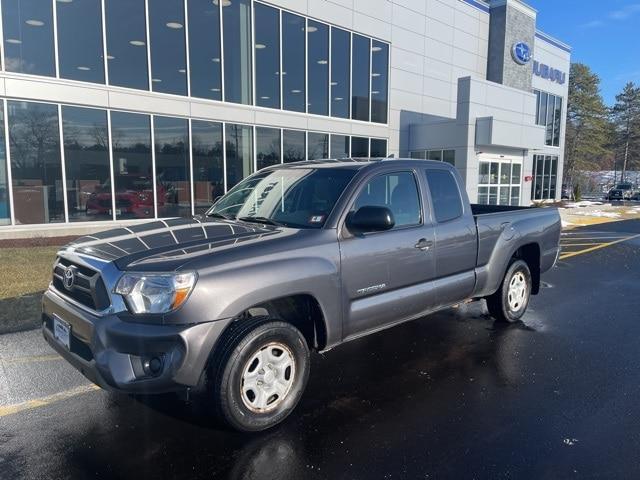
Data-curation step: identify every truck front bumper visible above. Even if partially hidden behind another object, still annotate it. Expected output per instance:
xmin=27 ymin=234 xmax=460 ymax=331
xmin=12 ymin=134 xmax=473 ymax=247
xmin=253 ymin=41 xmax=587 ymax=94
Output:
xmin=42 ymin=288 xmax=232 ymax=394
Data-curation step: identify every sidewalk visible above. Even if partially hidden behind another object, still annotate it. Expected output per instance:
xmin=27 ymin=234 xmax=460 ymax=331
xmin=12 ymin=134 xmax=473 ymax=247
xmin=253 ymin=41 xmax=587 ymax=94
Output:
xmin=558 ymin=201 xmax=640 ymax=229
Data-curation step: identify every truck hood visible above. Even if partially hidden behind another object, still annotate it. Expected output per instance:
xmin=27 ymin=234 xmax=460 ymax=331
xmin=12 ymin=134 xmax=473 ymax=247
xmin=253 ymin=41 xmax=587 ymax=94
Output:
xmin=63 ymin=217 xmax=282 ymax=270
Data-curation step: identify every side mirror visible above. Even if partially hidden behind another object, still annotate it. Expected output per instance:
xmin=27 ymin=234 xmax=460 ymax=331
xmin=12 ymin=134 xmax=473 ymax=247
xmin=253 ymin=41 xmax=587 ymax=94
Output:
xmin=347 ymin=206 xmax=395 ymax=233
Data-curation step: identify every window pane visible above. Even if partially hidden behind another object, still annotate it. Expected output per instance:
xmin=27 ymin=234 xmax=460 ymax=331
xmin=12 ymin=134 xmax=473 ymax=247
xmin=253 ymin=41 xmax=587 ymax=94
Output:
xmin=225 ymin=123 xmax=253 ymax=189
xmin=8 ymin=101 xmax=63 ymax=224
xmin=499 ymin=186 xmax=509 ymax=205
xmin=223 ymin=0 xmax=252 ymax=104
xmin=533 ymin=155 xmax=544 ymax=200
xmin=370 ymin=139 xmax=387 ymax=157
xmin=425 ymin=170 xmax=463 ymax=223
xmin=254 ymin=4 xmax=280 ymax=109
xmin=0 ymin=108 xmax=10 ymax=225
xmin=351 ymin=34 xmax=370 ymax=121
xmin=330 ymin=135 xmax=349 ymax=158
xmin=307 ymin=20 xmax=328 ymax=116
xmin=331 ymin=28 xmax=350 ymax=119
xmin=543 ymin=155 xmax=552 ymax=199
xmin=351 ymin=136 xmax=369 ymax=157
xmin=148 ymin=0 xmax=186 ymax=95
xmin=553 ymin=98 xmax=563 ymax=147
xmin=427 ymin=150 xmax=442 ymax=161
xmin=499 ymin=163 xmax=511 ymax=185
xmin=489 ymin=162 xmax=499 ymax=184
xmin=538 ymin=92 xmax=548 ymax=126
xmin=191 ymin=120 xmax=223 ymax=213
xmin=307 ymin=133 xmax=329 ymax=160
xmin=488 ymin=186 xmax=498 ymax=205
xmin=282 ymin=13 xmax=305 ymax=112
xmin=110 ymin=111 xmax=154 ymax=219
xmin=534 ymin=90 xmax=541 ymax=125
xmin=105 ymin=0 xmax=149 ymax=90
xmin=510 ymin=186 xmax=520 ymax=206
xmin=56 ymin=0 xmax=105 ymax=83
xmin=355 ymin=172 xmax=421 ymax=227
xmin=550 ymin=157 xmax=558 ymax=198
xmin=443 ymin=150 xmax=455 ymax=166
xmin=545 ymin=95 xmax=554 ymax=146
xmin=283 ymin=130 xmax=305 ymax=163
xmin=154 ymin=116 xmax=190 ymax=217
xmin=256 ymin=127 xmax=281 ymax=170
xmin=511 ymin=163 xmax=521 ymax=185
xmin=3 ymin=0 xmax=55 ymax=76
xmin=410 ymin=151 xmax=426 ymax=159
xmin=479 ymin=162 xmax=490 ymax=184
xmin=478 ymin=186 xmax=488 ymax=205
xmin=371 ymin=41 xmax=388 ymax=123
xmin=188 ymin=0 xmax=222 ymax=100
xmin=62 ymin=106 xmax=111 ymax=222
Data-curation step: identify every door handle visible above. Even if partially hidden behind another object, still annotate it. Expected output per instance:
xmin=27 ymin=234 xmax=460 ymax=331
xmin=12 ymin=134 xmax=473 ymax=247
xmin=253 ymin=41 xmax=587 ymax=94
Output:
xmin=415 ymin=238 xmax=433 ymax=251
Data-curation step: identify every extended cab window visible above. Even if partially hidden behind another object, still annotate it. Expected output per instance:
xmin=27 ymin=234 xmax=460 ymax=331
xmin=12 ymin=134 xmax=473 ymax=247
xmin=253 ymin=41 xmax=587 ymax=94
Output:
xmin=425 ymin=170 xmax=463 ymax=223
xmin=353 ymin=171 xmax=421 ymax=228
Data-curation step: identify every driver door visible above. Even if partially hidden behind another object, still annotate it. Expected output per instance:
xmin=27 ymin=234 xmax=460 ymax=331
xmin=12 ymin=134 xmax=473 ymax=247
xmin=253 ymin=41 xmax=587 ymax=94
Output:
xmin=339 ymin=170 xmax=437 ymax=340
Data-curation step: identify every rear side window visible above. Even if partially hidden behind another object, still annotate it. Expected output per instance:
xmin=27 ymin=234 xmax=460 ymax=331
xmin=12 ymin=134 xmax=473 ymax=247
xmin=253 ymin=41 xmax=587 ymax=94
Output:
xmin=425 ymin=170 xmax=463 ymax=223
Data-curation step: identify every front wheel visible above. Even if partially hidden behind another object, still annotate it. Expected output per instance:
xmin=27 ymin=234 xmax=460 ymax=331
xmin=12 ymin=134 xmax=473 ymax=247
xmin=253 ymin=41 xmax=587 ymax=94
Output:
xmin=210 ymin=317 xmax=310 ymax=432
xmin=486 ymin=259 xmax=532 ymax=323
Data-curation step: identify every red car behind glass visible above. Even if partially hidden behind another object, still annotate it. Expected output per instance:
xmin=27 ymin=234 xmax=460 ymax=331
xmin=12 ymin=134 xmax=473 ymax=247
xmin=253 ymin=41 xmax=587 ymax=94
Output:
xmin=86 ymin=176 xmax=165 ymax=219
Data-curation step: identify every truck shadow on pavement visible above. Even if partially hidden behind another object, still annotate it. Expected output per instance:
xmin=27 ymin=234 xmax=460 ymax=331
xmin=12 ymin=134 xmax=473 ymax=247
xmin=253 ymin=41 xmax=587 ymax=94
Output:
xmin=58 ymin=303 xmax=541 ymax=478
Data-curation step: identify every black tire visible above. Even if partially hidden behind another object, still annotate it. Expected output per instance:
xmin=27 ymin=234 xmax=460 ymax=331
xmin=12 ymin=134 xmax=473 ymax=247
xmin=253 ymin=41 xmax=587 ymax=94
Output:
xmin=486 ymin=259 xmax=532 ymax=323
xmin=209 ymin=316 xmax=310 ymax=432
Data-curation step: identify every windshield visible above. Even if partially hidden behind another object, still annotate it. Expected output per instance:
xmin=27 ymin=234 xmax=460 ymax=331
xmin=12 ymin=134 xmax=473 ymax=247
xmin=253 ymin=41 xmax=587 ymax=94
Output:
xmin=616 ymin=184 xmax=632 ymax=190
xmin=207 ymin=167 xmax=357 ymax=228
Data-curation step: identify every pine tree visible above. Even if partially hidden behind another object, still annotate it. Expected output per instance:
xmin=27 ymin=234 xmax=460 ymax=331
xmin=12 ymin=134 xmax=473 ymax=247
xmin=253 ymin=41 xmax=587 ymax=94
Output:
xmin=564 ymin=64 xmax=610 ymax=188
xmin=611 ymin=82 xmax=640 ymax=183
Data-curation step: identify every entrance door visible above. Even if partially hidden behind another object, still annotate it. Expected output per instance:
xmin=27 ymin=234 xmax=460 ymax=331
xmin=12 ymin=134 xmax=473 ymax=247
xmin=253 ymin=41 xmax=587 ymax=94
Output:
xmin=477 ymin=154 xmax=523 ymax=206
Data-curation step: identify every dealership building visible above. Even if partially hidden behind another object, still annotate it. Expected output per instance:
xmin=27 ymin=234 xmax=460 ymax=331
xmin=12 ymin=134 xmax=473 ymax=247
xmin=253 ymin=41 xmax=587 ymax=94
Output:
xmin=0 ymin=0 xmax=570 ymax=235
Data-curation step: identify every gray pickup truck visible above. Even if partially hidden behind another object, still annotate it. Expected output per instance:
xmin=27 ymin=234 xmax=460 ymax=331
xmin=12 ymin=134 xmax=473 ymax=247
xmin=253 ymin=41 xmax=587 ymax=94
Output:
xmin=43 ymin=159 xmax=561 ymax=431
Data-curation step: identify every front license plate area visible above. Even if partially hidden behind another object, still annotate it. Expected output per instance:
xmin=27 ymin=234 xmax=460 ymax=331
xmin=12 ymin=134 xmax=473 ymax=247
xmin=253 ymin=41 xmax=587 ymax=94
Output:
xmin=53 ymin=315 xmax=71 ymax=350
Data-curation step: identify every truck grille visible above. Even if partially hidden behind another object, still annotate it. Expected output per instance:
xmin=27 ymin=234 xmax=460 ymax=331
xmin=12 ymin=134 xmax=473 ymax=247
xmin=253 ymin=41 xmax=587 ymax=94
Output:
xmin=52 ymin=258 xmax=110 ymax=311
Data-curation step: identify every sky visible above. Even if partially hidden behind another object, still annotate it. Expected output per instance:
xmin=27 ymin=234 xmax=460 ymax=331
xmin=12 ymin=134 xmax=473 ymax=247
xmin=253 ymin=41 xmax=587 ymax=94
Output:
xmin=527 ymin=0 xmax=640 ymax=106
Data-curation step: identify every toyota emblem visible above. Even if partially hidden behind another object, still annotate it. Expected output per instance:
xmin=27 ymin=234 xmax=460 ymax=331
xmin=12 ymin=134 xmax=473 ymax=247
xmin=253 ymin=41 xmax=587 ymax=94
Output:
xmin=63 ymin=267 xmax=76 ymax=290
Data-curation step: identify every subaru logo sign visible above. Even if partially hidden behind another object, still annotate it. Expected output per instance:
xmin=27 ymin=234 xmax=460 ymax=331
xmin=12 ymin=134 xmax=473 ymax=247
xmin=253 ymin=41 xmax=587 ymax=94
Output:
xmin=512 ymin=42 xmax=532 ymax=65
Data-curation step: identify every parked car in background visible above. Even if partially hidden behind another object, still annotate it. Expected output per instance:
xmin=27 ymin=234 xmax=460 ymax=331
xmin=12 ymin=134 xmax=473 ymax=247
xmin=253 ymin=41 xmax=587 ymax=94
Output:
xmin=43 ymin=159 xmax=562 ymax=431
xmin=607 ymin=183 xmax=634 ymax=201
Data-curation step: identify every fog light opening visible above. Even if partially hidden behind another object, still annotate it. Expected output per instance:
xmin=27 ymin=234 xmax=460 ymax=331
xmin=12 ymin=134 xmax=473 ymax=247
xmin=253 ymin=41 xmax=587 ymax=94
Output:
xmin=143 ymin=355 xmax=164 ymax=377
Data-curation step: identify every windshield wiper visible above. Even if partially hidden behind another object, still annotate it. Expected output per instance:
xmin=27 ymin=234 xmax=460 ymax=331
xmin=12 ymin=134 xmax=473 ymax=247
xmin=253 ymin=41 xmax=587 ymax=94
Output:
xmin=237 ymin=216 xmax=283 ymax=227
xmin=206 ymin=212 xmax=233 ymax=220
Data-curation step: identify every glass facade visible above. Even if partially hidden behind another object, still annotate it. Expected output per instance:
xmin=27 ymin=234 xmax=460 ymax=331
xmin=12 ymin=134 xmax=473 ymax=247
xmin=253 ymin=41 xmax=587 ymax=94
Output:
xmin=0 ymin=96 xmax=388 ymax=226
xmin=410 ymin=149 xmax=456 ymax=166
xmin=0 ymin=1 xmax=389 ymax=123
xmin=534 ymin=90 xmax=563 ymax=147
xmin=0 ymin=1 xmax=393 ymax=227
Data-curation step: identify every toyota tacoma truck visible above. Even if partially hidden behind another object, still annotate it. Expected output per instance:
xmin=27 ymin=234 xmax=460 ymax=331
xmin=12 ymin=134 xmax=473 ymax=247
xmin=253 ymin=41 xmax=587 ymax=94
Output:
xmin=43 ymin=159 xmax=561 ymax=431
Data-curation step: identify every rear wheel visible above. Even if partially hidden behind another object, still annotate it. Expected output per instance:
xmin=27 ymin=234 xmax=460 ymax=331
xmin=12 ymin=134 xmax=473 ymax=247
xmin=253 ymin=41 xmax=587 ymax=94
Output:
xmin=209 ymin=317 xmax=310 ymax=432
xmin=486 ymin=259 xmax=532 ymax=323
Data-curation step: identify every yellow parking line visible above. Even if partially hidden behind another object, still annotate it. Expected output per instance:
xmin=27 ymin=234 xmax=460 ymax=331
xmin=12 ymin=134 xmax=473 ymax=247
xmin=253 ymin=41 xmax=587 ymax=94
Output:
xmin=561 ymin=243 xmax=607 ymax=247
xmin=559 ymin=233 xmax=640 ymax=260
xmin=3 ymin=354 xmax=62 ymax=365
xmin=0 ymin=384 xmax=100 ymax=418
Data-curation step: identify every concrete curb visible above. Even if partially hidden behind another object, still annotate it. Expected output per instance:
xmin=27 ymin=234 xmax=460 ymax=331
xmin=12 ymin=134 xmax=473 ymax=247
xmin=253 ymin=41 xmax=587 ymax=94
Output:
xmin=0 ymin=293 xmax=43 ymax=335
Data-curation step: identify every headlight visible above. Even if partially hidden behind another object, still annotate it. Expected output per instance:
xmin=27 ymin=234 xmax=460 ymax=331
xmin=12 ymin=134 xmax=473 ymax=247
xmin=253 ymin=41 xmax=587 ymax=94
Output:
xmin=115 ymin=272 xmax=197 ymax=314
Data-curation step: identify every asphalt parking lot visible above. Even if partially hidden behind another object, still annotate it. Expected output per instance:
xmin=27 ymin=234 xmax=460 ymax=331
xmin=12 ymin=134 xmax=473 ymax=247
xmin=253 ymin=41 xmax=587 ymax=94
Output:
xmin=2 ymin=220 xmax=640 ymax=480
